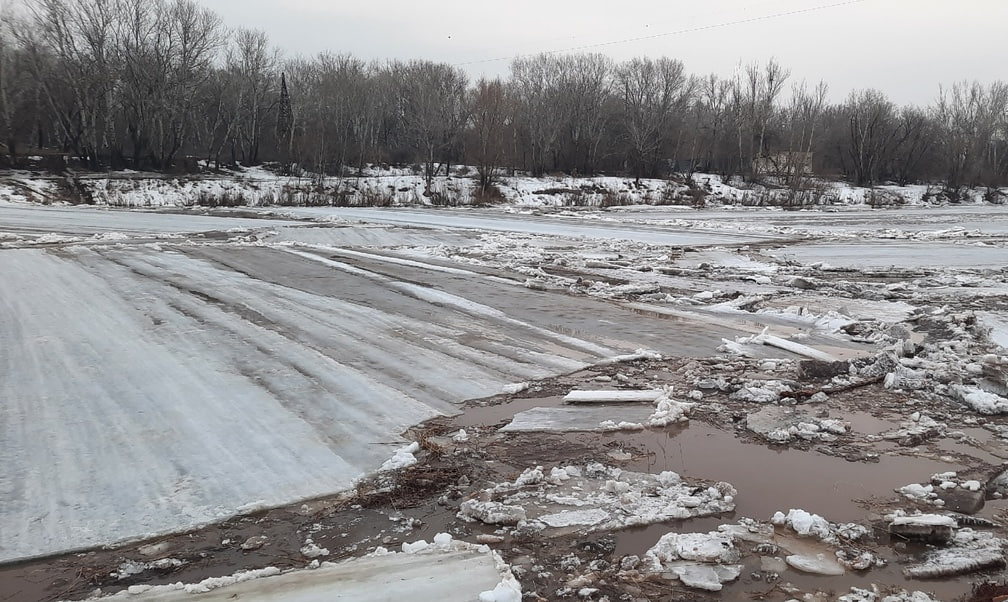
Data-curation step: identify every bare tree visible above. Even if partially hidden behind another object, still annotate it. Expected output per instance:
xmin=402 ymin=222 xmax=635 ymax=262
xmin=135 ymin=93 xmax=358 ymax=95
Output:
xmin=466 ymin=77 xmax=511 ymax=196
xmin=509 ymin=54 xmax=570 ymax=175
xmin=842 ymin=89 xmax=900 ymax=186
xmin=193 ymin=65 xmax=240 ymax=169
xmin=354 ymin=63 xmax=395 ymax=171
xmin=153 ymin=0 xmax=222 ymax=169
xmin=556 ymin=53 xmax=612 ymax=175
xmin=112 ymin=0 xmax=221 ymax=169
xmin=10 ymin=9 xmax=1008 ymax=199
xmin=112 ymin=0 xmax=162 ymax=167
xmin=390 ymin=59 xmax=468 ymax=193
xmin=14 ymin=0 xmax=121 ymax=167
xmin=227 ymin=28 xmax=278 ymax=165
xmin=726 ymin=60 xmax=790 ymax=180
xmin=614 ymin=56 xmax=692 ymax=183
xmin=891 ymin=106 xmax=937 ymax=186
xmin=779 ymin=79 xmax=827 ymax=188
xmin=0 ymin=8 xmax=18 ymax=163
xmin=934 ymin=81 xmax=1008 ymax=193
xmin=754 ymin=59 xmax=789 ymax=171
xmin=693 ymin=74 xmax=732 ymax=175
xmin=292 ymin=52 xmax=369 ymax=177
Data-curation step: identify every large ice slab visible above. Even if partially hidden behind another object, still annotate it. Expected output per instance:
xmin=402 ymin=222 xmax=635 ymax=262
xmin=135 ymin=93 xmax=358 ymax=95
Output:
xmin=500 ymin=406 xmax=656 ymax=432
xmin=0 ymin=245 xmax=630 ymax=562
xmin=107 ymin=542 xmax=511 ymax=601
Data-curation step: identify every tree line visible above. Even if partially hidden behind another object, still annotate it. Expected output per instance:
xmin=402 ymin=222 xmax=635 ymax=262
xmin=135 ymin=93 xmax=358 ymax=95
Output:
xmin=1 ymin=0 xmax=1006 ymax=200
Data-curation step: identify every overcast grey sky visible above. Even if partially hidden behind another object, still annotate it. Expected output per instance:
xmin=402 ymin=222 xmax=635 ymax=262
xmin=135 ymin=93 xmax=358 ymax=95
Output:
xmin=203 ymin=0 xmax=1006 ymax=106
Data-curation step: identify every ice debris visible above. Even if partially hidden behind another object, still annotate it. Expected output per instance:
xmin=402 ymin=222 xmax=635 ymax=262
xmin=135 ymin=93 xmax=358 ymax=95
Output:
xmin=478 ymin=576 xmax=523 ymax=602
xmin=379 ymin=441 xmax=420 ymax=471
xmin=240 ymin=535 xmax=268 ymax=551
xmin=880 ymin=413 xmax=946 ymax=446
xmin=113 ymin=558 xmax=186 ymax=580
xmin=641 ymin=531 xmax=742 ymax=591
xmin=897 ymin=471 xmax=985 ymax=509
xmin=370 ymin=535 xmax=522 ymax=602
xmin=746 ymin=406 xmax=849 ymax=444
xmin=952 ymin=384 xmax=1008 ymax=414
xmin=903 ymin=528 xmax=1007 ymax=578
xmin=458 ymin=464 xmax=735 ymax=535
xmin=770 ymin=508 xmax=873 ymax=571
xmin=730 ymin=379 xmax=795 ymax=403
xmin=596 ymin=348 xmax=662 ymax=365
xmin=884 ymin=365 xmax=927 ymax=390
xmin=500 ymin=382 xmax=529 ymax=395
xmin=458 ymin=500 xmax=527 ymax=525
xmin=838 ymin=586 xmax=939 ymax=602
xmin=897 ymin=483 xmax=940 ymax=505
xmin=646 ymin=387 xmax=695 ymax=426
xmin=719 ymin=327 xmax=836 ymax=361
xmin=300 ymin=538 xmax=329 ymax=558
xmin=772 ymin=509 xmax=833 ymax=540
xmin=137 ymin=542 xmax=172 ymax=557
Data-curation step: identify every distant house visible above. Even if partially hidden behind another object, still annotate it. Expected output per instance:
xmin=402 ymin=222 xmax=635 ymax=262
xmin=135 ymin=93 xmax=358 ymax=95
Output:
xmin=753 ymin=152 xmax=813 ymax=176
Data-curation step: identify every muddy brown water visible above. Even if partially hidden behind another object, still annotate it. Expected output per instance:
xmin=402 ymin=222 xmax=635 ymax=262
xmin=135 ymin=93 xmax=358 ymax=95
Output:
xmin=620 ymin=423 xmax=960 ymax=523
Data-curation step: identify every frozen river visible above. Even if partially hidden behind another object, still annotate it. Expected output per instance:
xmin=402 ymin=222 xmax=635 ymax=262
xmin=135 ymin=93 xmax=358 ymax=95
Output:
xmin=1 ymin=201 xmax=1004 ymax=563
xmin=0 ymin=206 xmax=789 ymax=562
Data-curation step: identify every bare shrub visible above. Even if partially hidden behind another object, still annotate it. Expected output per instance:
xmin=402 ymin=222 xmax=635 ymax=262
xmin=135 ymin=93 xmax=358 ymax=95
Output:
xmin=472 ymin=183 xmax=505 ymax=206
xmin=598 ymin=190 xmax=633 ymax=208
xmin=866 ymin=188 xmax=906 ymax=208
xmin=984 ymin=188 xmax=1006 ymax=204
xmin=195 ymin=189 xmax=245 ymax=207
xmin=357 ymin=188 xmax=395 ymax=207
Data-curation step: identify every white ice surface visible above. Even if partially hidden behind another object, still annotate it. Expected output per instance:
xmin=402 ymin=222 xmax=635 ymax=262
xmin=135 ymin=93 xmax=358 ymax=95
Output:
xmin=775 ymin=241 xmax=1008 ymax=269
xmin=0 ymin=204 xmax=298 ymax=236
xmin=285 ymin=207 xmax=777 ymax=246
xmin=0 ymin=244 xmax=630 ymax=562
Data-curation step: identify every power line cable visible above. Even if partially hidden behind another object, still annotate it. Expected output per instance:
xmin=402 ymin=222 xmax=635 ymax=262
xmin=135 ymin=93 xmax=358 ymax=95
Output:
xmin=456 ymin=0 xmax=867 ymax=67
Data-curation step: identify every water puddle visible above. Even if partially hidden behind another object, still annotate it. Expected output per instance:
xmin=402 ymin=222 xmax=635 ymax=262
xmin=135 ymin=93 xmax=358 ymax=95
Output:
xmin=845 ymin=410 xmax=896 ymax=436
xmin=616 ymin=423 xmax=958 ymax=524
xmin=461 ymin=396 xmax=960 ymax=526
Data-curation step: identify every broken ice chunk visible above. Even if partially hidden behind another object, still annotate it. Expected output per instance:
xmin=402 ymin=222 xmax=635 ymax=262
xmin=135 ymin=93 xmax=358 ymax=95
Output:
xmin=458 ymin=500 xmax=527 ymax=525
xmin=643 ymin=531 xmax=743 ymax=591
xmin=785 ymin=553 xmax=845 ymax=576
xmin=952 ymin=385 xmax=1008 ymax=414
xmin=563 ymin=389 xmax=663 ymax=404
xmin=903 ymin=528 xmax=1007 ymax=578
xmin=888 ymin=514 xmax=955 ymax=544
